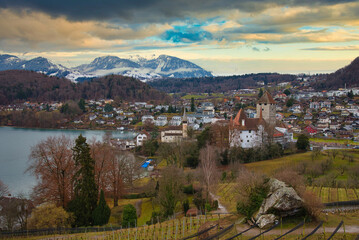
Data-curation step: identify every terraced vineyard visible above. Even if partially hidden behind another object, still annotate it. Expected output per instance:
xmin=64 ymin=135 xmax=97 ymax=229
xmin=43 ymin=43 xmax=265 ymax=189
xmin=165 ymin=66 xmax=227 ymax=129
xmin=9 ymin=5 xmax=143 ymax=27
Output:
xmin=306 ymin=186 xmax=359 ymax=203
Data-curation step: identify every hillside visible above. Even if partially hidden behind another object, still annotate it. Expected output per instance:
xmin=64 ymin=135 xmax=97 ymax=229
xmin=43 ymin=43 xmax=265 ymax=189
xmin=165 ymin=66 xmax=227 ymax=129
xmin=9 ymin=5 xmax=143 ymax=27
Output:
xmin=0 ymin=70 xmax=170 ymax=104
xmin=313 ymin=56 xmax=359 ymax=90
xmin=149 ymin=73 xmax=296 ymax=93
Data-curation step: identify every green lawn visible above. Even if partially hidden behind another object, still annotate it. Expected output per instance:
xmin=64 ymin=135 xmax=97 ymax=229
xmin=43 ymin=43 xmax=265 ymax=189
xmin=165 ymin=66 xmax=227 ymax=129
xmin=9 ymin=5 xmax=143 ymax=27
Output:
xmin=181 ymin=94 xmax=208 ymax=100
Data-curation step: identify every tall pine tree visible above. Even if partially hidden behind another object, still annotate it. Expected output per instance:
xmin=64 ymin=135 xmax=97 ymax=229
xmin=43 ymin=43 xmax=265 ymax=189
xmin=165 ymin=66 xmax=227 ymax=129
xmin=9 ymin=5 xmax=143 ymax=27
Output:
xmin=68 ymin=135 xmax=98 ymax=226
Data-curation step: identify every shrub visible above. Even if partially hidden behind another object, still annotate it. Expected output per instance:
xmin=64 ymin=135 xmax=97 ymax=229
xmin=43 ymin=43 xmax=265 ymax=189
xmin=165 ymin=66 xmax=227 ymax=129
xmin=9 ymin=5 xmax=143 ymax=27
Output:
xmin=235 ymin=168 xmax=268 ymax=220
xmin=274 ymin=169 xmax=305 ymax=192
xmin=237 ymin=185 xmax=268 ymax=220
xmin=296 ymin=134 xmax=309 ymax=151
xmin=221 ymin=172 xmax=227 ymax=181
xmin=28 ymin=203 xmax=73 ymax=229
xmin=183 ymin=200 xmax=190 ymax=214
xmin=92 ymin=190 xmax=111 ymax=226
xmin=193 ymin=190 xmax=206 ymax=212
xmin=301 ymin=191 xmax=323 ymax=220
xmin=122 ymin=204 xmax=137 ymax=228
xmin=123 ymin=193 xmax=147 ymax=199
xmin=205 ymin=203 xmax=212 ymax=212
xmin=183 ymin=184 xmax=195 ymax=194
xmin=212 ymin=200 xmax=219 ymax=210
xmin=146 ymin=211 xmax=164 ymax=225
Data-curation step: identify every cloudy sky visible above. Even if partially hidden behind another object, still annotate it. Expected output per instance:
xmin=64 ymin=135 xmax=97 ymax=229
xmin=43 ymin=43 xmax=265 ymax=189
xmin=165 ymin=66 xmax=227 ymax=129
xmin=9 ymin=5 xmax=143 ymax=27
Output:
xmin=0 ymin=0 xmax=359 ymax=75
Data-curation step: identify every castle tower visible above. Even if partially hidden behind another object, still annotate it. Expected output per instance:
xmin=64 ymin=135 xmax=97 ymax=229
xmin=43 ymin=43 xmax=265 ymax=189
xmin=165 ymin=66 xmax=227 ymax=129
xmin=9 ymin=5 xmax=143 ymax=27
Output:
xmin=256 ymin=91 xmax=276 ymax=127
xmin=182 ymin=108 xmax=188 ymax=138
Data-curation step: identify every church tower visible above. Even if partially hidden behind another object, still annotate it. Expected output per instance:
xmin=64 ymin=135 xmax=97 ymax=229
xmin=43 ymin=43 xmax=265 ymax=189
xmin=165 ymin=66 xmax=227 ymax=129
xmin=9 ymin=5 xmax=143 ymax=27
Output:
xmin=182 ymin=108 xmax=188 ymax=138
xmin=256 ymin=91 xmax=276 ymax=127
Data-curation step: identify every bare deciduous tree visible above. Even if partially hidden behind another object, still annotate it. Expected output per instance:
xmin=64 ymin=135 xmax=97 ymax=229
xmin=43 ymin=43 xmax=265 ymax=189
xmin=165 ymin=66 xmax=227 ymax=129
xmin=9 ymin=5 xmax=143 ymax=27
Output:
xmin=90 ymin=139 xmax=114 ymax=194
xmin=0 ymin=194 xmax=33 ymax=230
xmin=0 ymin=179 xmax=9 ymax=198
xmin=28 ymin=135 xmax=75 ymax=208
xmin=199 ymin=145 xmax=219 ymax=200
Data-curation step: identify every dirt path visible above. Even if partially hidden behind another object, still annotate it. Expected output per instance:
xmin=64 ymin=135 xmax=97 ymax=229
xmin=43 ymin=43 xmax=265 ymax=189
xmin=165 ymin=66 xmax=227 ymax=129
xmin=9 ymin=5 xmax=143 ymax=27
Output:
xmin=209 ymin=192 xmax=229 ymax=214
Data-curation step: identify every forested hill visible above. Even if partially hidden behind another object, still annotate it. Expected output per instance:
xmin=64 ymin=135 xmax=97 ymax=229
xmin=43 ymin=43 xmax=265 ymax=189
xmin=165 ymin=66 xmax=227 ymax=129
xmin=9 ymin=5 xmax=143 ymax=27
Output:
xmin=0 ymin=70 xmax=171 ymax=104
xmin=312 ymin=56 xmax=359 ymax=90
xmin=148 ymin=73 xmax=296 ymax=93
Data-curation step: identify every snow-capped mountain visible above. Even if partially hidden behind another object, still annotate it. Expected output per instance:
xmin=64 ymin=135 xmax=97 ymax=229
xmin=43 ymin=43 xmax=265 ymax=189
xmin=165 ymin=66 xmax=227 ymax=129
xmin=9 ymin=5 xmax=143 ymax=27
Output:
xmin=0 ymin=54 xmax=70 ymax=78
xmin=0 ymin=54 xmax=212 ymax=82
xmin=0 ymin=54 xmax=23 ymax=70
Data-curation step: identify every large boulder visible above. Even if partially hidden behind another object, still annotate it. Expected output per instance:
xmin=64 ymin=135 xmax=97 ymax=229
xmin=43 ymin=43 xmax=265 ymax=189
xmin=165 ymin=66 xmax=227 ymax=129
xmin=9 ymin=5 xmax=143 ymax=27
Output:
xmin=256 ymin=214 xmax=278 ymax=229
xmin=255 ymin=178 xmax=304 ymax=228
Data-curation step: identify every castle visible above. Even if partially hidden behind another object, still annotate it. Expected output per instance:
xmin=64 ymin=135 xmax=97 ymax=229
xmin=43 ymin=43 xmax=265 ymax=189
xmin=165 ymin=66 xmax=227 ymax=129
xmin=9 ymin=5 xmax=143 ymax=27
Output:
xmin=229 ymin=91 xmax=292 ymax=148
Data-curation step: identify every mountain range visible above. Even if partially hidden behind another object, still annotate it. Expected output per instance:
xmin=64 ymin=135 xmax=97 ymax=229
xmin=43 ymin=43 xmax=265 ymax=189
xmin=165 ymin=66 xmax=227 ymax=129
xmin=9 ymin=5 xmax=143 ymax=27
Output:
xmin=0 ymin=54 xmax=212 ymax=82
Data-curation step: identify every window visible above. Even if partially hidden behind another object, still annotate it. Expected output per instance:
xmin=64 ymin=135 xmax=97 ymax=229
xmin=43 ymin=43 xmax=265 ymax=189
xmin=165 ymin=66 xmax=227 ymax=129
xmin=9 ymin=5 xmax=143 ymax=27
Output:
xmin=249 ymin=130 xmax=251 ymax=133
xmin=247 ymin=140 xmax=249 ymax=142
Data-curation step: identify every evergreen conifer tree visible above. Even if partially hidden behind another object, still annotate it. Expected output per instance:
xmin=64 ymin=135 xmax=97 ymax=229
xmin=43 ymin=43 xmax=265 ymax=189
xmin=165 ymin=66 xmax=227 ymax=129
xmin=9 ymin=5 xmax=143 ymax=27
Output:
xmin=93 ymin=190 xmax=111 ymax=226
xmin=258 ymin=88 xmax=264 ymax=98
xmin=68 ymin=135 xmax=98 ymax=226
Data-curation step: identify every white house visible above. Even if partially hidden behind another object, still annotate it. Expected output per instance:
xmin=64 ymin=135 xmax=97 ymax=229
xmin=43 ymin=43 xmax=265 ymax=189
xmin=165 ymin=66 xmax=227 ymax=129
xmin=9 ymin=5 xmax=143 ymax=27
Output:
xmin=169 ymin=116 xmax=182 ymax=126
xmin=136 ymin=132 xmax=150 ymax=146
xmin=142 ymin=115 xmax=155 ymax=124
xmin=155 ymin=115 xmax=168 ymax=126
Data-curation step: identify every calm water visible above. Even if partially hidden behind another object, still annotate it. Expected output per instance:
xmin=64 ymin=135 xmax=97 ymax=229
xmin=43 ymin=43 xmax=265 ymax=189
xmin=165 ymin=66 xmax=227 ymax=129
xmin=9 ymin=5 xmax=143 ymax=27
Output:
xmin=0 ymin=127 xmax=136 ymax=195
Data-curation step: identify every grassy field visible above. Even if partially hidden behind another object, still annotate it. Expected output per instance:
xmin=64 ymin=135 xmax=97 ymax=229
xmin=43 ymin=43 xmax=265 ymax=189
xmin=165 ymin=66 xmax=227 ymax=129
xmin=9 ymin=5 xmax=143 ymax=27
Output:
xmin=181 ymin=94 xmax=208 ymax=100
xmin=309 ymin=137 xmax=359 ymax=146
xmin=244 ymin=151 xmax=316 ymax=175
xmin=137 ymin=198 xmax=158 ymax=226
xmin=216 ymin=182 xmax=238 ymax=212
xmin=217 ymin=150 xmax=359 ymax=213
xmin=245 ymin=149 xmax=359 ymax=177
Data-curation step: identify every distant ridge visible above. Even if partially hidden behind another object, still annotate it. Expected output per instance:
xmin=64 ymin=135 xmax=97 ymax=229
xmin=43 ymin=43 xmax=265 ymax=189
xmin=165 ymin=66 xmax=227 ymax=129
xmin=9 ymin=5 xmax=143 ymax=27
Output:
xmin=313 ymin=56 xmax=359 ymax=90
xmin=0 ymin=54 xmax=212 ymax=82
xmin=0 ymin=70 xmax=171 ymax=104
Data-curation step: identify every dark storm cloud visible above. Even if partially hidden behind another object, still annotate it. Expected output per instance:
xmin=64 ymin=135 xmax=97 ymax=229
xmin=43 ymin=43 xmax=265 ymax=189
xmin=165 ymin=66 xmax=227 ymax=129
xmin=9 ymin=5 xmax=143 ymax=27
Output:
xmin=0 ymin=0 xmax=356 ymax=23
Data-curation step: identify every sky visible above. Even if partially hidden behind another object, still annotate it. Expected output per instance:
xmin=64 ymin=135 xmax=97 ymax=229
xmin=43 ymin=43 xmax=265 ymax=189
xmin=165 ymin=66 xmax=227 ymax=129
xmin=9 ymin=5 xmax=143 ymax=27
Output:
xmin=0 ymin=0 xmax=359 ymax=75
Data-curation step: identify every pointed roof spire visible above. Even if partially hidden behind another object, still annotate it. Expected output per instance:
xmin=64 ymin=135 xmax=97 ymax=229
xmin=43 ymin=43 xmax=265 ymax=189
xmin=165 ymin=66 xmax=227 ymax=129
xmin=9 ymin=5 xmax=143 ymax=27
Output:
xmin=258 ymin=91 xmax=276 ymax=104
xmin=233 ymin=108 xmax=247 ymax=126
xmin=183 ymin=107 xmax=188 ymax=122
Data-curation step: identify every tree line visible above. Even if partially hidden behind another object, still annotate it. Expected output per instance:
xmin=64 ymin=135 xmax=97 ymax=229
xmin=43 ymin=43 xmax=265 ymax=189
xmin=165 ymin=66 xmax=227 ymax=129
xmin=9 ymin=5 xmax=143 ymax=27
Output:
xmin=0 ymin=70 xmax=171 ymax=104
xmin=149 ymin=73 xmax=296 ymax=93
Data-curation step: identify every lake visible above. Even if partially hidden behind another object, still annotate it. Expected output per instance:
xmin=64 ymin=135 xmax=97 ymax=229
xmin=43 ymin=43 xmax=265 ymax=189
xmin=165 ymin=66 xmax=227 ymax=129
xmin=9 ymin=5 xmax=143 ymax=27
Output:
xmin=0 ymin=127 xmax=137 ymax=195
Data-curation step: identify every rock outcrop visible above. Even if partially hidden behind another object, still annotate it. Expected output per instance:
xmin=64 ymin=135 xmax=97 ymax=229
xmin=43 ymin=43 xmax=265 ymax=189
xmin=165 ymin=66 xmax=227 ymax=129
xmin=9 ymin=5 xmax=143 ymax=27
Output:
xmin=256 ymin=214 xmax=277 ymax=229
xmin=255 ymin=178 xmax=304 ymax=228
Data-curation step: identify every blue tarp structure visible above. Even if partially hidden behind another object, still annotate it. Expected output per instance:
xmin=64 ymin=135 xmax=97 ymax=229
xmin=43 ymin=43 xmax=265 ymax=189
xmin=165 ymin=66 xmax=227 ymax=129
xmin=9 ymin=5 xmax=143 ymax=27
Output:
xmin=141 ymin=159 xmax=153 ymax=168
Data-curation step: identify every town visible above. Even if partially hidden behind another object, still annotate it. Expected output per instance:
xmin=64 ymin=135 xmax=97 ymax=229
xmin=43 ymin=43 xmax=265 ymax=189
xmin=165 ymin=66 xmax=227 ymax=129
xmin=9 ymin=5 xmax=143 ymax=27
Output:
xmin=1 ymin=77 xmax=358 ymax=150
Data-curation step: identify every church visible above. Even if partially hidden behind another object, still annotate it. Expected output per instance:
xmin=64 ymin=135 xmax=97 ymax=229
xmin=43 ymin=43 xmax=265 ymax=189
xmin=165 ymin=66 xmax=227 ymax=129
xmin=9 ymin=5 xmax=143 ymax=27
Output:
xmin=229 ymin=91 xmax=293 ymax=148
xmin=160 ymin=109 xmax=188 ymax=143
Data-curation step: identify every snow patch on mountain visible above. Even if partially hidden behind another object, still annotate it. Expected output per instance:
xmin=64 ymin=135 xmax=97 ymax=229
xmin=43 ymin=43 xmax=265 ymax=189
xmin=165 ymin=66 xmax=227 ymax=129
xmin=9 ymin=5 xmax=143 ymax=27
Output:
xmin=0 ymin=54 xmax=212 ymax=82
